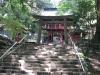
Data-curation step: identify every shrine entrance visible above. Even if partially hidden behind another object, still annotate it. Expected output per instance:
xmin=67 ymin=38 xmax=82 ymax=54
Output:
xmin=42 ymin=22 xmax=64 ymax=42
xmin=34 ymin=15 xmax=73 ymax=43
xmin=40 ymin=16 xmax=73 ymax=43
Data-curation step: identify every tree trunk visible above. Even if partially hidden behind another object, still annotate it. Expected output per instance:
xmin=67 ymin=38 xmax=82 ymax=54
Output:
xmin=64 ymin=19 xmax=68 ymax=44
xmin=37 ymin=20 xmax=42 ymax=44
xmin=94 ymin=0 xmax=100 ymax=42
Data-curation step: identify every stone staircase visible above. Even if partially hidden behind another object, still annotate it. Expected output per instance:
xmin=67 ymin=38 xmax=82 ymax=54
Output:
xmin=0 ymin=42 xmax=87 ymax=75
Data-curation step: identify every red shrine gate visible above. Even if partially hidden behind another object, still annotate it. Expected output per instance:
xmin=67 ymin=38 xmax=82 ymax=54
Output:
xmin=42 ymin=23 xmax=64 ymax=42
xmin=34 ymin=15 xmax=73 ymax=43
xmin=40 ymin=16 xmax=73 ymax=43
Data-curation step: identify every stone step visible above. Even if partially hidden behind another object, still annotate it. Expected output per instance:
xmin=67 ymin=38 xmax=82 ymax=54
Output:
xmin=0 ymin=61 xmax=19 ymax=64
xmin=39 ymin=64 xmax=81 ymax=69
xmin=62 ymin=71 xmax=86 ymax=75
xmin=0 ymin=43 xmax=86 ymax=75
xmin=0 ymin=63 xmax=20 ymax=66
xmin=37 ymin=71 xmax=50 ymax=75
xmin=26 ymin=63 xmax=41 ymax=66
xmin=61 ymin=68 xmax=83 ymax=72
xmin=39 ymin=58 xmax=76 ymax=61
xmin=0 ymin=69 xmax=25 ymax=73
xmin=25 ymin=60 xmax=42 ymax=63
xmin=0 ymin=73 xmax=7 ymax=75
xmin=32 ymin=67 xmax=45 ymax=71
xmin=11 ymin=53 xmax=36 ymax=55
xmin=0 ymin=66 xmax=20 ymax=69
xmin=25 ymin=64 xmax=41 ymax=67
xmin=43 ymin=60 xmax=79 ymax=64
xmin=14 ymin=49 xmax=37 ymax=53
xmin=57 ymin=64 xmax=81 ymax=68
xmin=24 ymin=60 xmax=79 ymax=64
xmin=59 ymin=60 xmax=79 ymax=64
xmin=0 ymin=52 xmax=36 ymax=55
xmin=0 ymin=66 xmax=83 ymax=72
xmin=37 ymin=71 xmax=86 ymax=75
xmin=61 ymin=64 xmax=80 ymax=68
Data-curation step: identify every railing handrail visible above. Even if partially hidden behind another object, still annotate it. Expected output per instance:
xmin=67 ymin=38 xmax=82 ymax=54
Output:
xmin=0 ymin=35 xmax=27 ymax=60
xmin=67 ymin=33 xmax=86 ymax=72
xmin=6 ymin=35 xmax=27 ymax=56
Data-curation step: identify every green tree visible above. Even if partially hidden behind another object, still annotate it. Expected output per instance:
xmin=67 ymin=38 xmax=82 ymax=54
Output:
xmin=58 ymin=0 xmax=96 ymax=40
xmin=58 ymin=0 xmax=95 ymax=28
xmin=0 ymin=0 xmax=40 ymax=38
xmin=1 ymin=17 xmax=26 ymax=38
xmin=0 ymin=0 xmax=53 ymax=43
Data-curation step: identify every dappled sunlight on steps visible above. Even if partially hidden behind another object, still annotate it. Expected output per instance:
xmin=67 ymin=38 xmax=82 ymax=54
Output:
xmin=0 ymin=43 xmax=86 ymax=75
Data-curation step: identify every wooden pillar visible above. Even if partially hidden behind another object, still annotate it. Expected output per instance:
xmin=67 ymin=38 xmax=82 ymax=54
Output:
xmin=64 ymin=18 xmax=68 ymax=44
xmin=37 ymin=19 xmax=42 ymax=44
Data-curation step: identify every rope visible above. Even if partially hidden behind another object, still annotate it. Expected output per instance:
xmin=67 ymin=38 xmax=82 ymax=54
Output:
xmin=67 ymin=33 xmax=86 ymax=72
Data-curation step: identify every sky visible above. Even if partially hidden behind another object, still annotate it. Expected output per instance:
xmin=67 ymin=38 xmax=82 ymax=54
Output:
xmin=50 ymin=0 xmax=61 ymax=6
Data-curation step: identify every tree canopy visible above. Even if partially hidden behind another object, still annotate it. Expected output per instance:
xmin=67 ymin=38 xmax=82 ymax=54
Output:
xmin=0 ymin=0 xmax=48 ymax=38
xmin=58 ymin=0 xmax=96 ymax=33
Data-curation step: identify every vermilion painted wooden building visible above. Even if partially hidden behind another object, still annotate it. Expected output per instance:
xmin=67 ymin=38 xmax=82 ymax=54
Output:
xmin=33 ymin=8 xmax=73 ymax=43
xmin=39 ymin=15 xmax=73 ymax=42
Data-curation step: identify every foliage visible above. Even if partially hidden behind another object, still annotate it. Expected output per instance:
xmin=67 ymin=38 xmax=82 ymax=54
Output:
xmin=1 ymin=17 xmax=25 ymax=38
xmin=0 ymin=0 xmax=40 ymax=38
xmin=57 ymin=0 xmax=77 ymax=15
xmin=58 ymin=0 xmax=96 ymax=32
